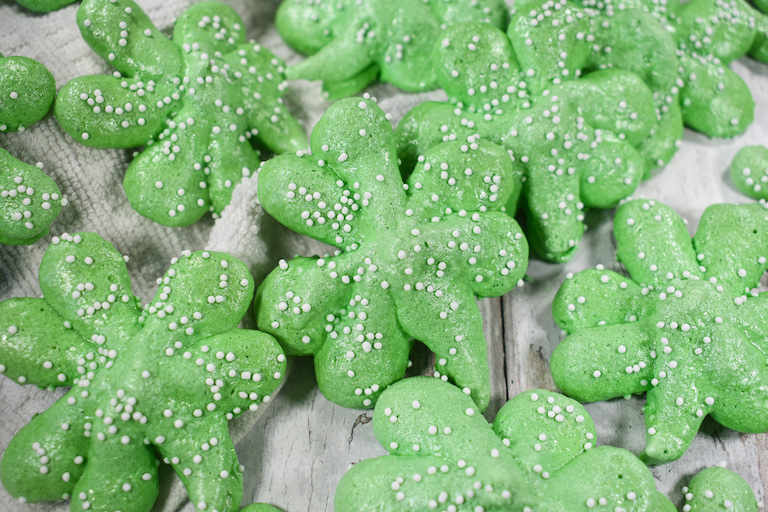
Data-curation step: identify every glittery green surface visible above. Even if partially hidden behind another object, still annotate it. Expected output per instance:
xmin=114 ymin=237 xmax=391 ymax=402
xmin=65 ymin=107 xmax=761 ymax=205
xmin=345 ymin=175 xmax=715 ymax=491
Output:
xmin=255 ymin=97 xmax=528 ymax=411
xmin=0 ymin=232 xmax=285 ymax=512
xmin=12 ymin=0 xmax=76 ymax=12
xmin=276 ymin=0 xmax=510 ymax=98
xmin=55 ymin=0 xmax=307 ymax=227
xmin=580 ymin=0 xmax=768 ymax=171
xmin=0 ymin=150 xmax=66 ymax=245
xmin=684 ymin=467 xmax=758 ymax=512
xmin=0 ymin=54 xmax=56 ymax=133
xmin=0 ymin=54 xmax=65 ymax=245
xmin=731 ymin=145 xmax=768 ymax=200
xmin=552 ymin=199 xmax=768 ymax=463
xmin=396 ymin=10 xmax=656 ymax=262
xmin=335 ymin=378 xmax=756 ymax=511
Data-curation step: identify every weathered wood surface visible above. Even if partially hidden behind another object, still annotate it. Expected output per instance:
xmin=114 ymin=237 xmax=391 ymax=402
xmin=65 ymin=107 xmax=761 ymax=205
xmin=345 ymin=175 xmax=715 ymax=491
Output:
xmin=0 ymin=1 xmax=767 ymax=511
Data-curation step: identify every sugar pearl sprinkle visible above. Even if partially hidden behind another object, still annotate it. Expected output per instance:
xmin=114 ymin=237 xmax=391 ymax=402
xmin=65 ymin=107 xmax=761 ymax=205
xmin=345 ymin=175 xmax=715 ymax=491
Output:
xmin=257 ymin=97 xmax=527 ymax=410
xmin=277 ymin=0 xmax=508 ymax=96
xmin=337 ymin=379 xmax=694 ymax=511
xmin=57 ymin=0 xmax=306 ymax=227
xmin=0 ymin=232 xmax=285 ymax=510
xmin=553 ymin=198 xmax=768 ymax=462
xmin=397 ymin=9 xmax=658 ymax=263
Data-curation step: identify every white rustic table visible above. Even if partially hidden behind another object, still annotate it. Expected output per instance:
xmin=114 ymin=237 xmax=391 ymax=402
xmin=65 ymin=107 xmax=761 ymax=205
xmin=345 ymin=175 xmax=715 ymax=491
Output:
xmin=0 ymin=0 xmax=766 ymax=511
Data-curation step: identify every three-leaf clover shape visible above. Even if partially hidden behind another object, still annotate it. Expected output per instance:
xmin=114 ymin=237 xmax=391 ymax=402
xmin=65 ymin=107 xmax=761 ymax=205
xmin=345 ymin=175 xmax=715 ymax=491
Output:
xmin=256 ymin=97 xmax=528 ymax=411
xmin=336 ymin=377 xmax=757 ymax=511
xmin=552 ymin=199 xmax=768 ymax=463
xmin=395 ymin=4 xmax=657 ymax=262
xmin=276 ymin=0 xmax=510 ymax=98
xmin=0 ymin=53 xmax=66 ymax=245
xmin=55 ymin=0 xmax=308 ymax=227
xmin=0 ymin=232 xmax=285 ymax=512
xmin=581 ymin=0 xmax=768 ymax=171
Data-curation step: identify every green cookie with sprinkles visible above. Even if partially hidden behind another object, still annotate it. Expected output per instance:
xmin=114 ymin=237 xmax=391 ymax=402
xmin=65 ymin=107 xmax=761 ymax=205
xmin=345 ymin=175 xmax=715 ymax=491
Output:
xmin=551 ymin=199 xmax=768 ymax=463
xmin=255 ymin=97 xmax=528 ymax=411
xmin=0 ymin=53 xmax=67 ymax=245
xmin=579 ymin=0 xmax=768 ymax=173
xmin=334 ymin=377 xmax=758 ymax=511
xmin=55 ymin=0 xmax=308 ymax=227
xmin=13 ymin=0 xmax=77 ymax=12
xmin=396 ymin=4 xmax=657 ymax=262
xmin=730 ymin=145 xmax=768 ymax=200
xmin=276 ymin=0 xmax=509 ymax=98
xmin=0 ymin=232 xmax=286 ymax=512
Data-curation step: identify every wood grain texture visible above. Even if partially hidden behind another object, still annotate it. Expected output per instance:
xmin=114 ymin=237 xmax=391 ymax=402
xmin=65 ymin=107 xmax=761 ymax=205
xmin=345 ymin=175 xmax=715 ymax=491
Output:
xmin=0 ymin=0 xmax=767 ymax=511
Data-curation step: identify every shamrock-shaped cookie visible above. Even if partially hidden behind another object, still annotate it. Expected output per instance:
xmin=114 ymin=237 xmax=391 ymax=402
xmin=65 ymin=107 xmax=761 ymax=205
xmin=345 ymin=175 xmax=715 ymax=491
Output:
xmin=396 ymin=13 xmax=657 ymax=262
xmin=0 ymin=53 xmax=66 ymax=245
xmin=0 ymin=232 xmax=286 ymax=512
xmin=55 ymin=0 xmax=308 ymax=227
xmin=731 ymin=145 xmax=768 ymax=200
xmin=335 ymin=377 xmax=758 ymax=511
xmin=13 ymin=0 xmax=77 ymax=12
xmin=276 ymin=0 xmax=509 ymax=98
xmin=552 ymin=199 xmax=768 ymax=463
xmin=255 ymin=97 xmax=528 ymax=411
xmin=581 ymin=0 xmax=768 ymax=172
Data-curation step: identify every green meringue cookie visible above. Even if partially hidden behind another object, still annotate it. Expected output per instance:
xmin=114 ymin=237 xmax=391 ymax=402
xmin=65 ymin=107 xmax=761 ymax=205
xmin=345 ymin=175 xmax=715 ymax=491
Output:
xmin=0 ymin=150 xmax=67 ymax=245
xmin=276 ymin=0 xmax=509 ymax=98
xmin=683 ymin=467 xmax=758 ymax=512
xmin=552 ymin=199 xmax=768 ymax=463
xmin=581 ymin=0 xmax=767 ymax=172
xmin=0 ymin=54 xmax=56 ymax=133
xmin=55 ymin=0 xmax=308 ymax=227
xmin=730 ymin=145 xmax=768 ymax=200
xmin=396 ymin=13 xmax=656 ymax=262
xmin=255 ymin=97 xmax=528 ymax=411
xmin=577 ymin=5 xmax=682 ymax=174
xmin=0 ymin=53 xmax=65 ymax=245
xmin=0 ymin=232 xmax=285 ymax=512
xmin=335 ymin=377 xmax=757 ymax=511
xmin=13 ymin=0 xmax=77 ymax=12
